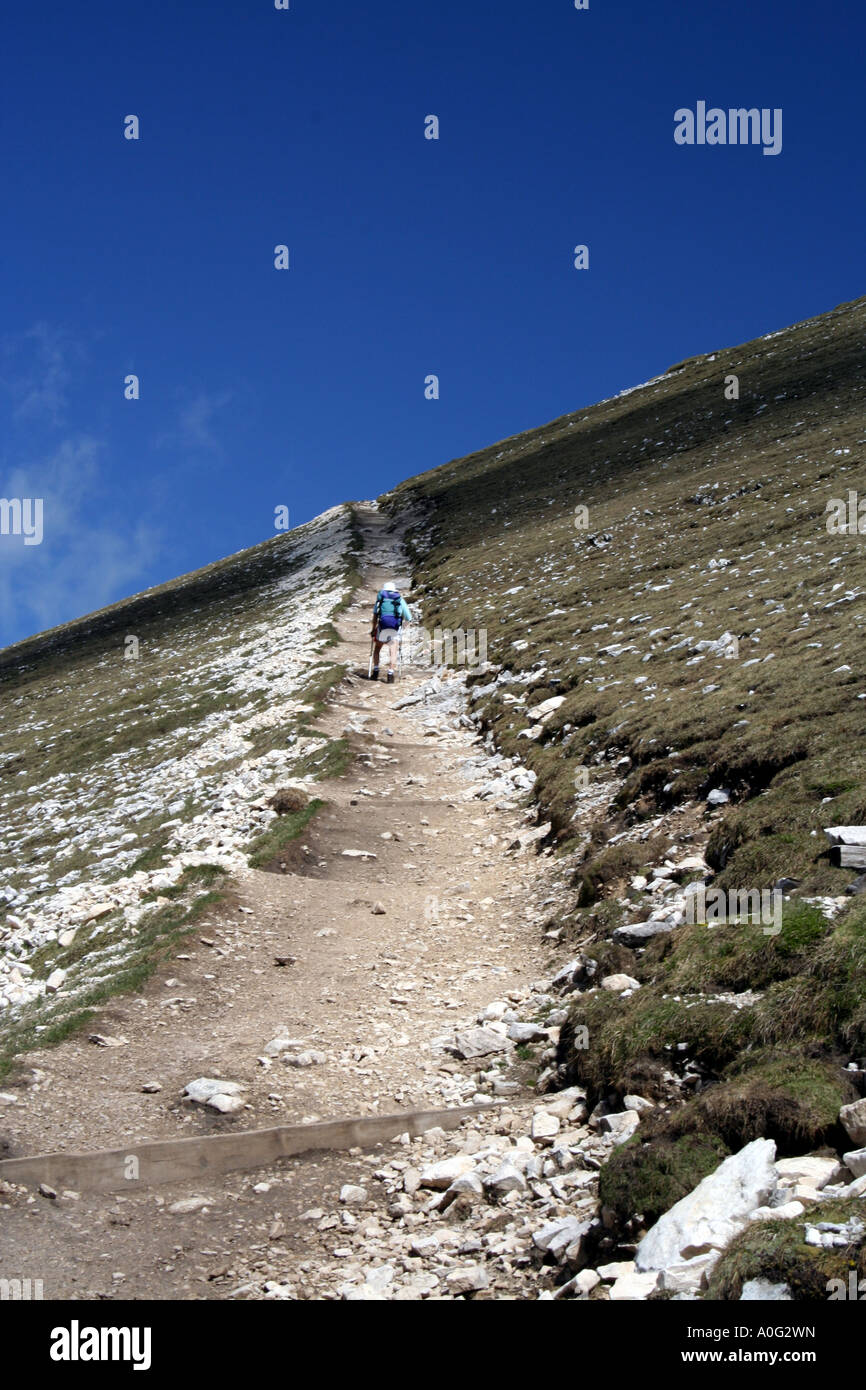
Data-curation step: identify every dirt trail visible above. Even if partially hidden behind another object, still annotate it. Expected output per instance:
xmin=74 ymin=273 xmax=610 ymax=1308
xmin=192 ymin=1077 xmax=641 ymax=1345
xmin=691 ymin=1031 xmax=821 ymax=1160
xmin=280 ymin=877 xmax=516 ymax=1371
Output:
xmin=0 ymin=506 xmax=552 ymax=1300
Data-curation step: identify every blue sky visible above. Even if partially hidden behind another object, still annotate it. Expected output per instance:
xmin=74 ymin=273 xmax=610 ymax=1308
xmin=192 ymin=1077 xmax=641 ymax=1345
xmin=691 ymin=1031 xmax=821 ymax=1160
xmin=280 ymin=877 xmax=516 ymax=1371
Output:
xmin=1 ymin=0 xmax=863 ymax=645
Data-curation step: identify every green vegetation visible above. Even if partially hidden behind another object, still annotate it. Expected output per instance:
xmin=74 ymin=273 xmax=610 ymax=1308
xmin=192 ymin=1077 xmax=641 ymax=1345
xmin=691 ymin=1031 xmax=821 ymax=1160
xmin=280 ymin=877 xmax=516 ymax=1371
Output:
xmin=0 ymin=503 xmax=360 ymax=1069
xmin=558 ymin=900 xmax=862 ymax=1229
xmin=383 ymin=296 xmax=866 ymax=898
xmin=707 ymin=1197 xmax=866 ymax=1300
xmin=667 ymin=1050 xmax=855 ymax=1153
xmin=0 ymin=866 xmax=228 ymax=1081
xmin=600 ymin=1130 xmax=731 ymax=1228
xmin=643 ymin=902 xmax=831 ymax=994
xmin=247 ymin=798 xmax=324 ymax=868
xmin=560 ymin=987 xmax=754 ymax=1099
xmin=295 ymin=662 xmax=349 ymax=719
xmin=560 ymin=905 xmax=866 ymax=1098
xmin=289 ymin=736 xmax=351 ymax=782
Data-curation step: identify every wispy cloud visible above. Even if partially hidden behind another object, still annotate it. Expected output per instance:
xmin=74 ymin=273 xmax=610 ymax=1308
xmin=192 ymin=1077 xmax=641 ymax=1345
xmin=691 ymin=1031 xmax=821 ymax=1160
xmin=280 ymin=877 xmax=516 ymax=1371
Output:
xmin=0 ymin=434 xmax=160 ymax=643
xmin=154 ymin=389 xmax=234 ymax=456
xmin=0 ymin=326 xmax=162 ymax=645
xmin=0 ymin=322 xmax=87 ymax=424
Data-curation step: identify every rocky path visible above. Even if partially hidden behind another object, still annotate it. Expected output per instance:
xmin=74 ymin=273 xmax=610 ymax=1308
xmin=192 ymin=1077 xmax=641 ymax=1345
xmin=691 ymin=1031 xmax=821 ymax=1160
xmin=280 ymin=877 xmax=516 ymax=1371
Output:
xmin=0 ymin=505 xmax=569 ymax=1301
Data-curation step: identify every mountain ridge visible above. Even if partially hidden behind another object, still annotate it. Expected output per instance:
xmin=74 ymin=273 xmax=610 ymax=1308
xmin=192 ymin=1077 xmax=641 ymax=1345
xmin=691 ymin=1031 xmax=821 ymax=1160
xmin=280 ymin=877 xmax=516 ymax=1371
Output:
xmin=2 ymin=295 xmax=866 ymax=1303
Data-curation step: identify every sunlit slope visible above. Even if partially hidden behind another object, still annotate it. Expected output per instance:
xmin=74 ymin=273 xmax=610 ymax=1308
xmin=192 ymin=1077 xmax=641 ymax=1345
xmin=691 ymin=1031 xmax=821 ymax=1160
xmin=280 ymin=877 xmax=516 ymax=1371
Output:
xmin=386 ymin=295 xmax=866 ymax=892
xmin=0 ymin=504 xmax=359 ymax=1040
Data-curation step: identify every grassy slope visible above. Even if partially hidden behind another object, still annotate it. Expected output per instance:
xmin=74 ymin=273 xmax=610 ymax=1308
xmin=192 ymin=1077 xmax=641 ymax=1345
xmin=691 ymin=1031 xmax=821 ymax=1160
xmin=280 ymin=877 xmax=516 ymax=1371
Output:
xmin=385 ymin=295 xmax=866 ymax=890
xmin=0 ymin=506 xmax=360 ymax=1070
xmin=383 ymin=295 xmax=866 ymax=1283
xmin=0 ymin=509 xmax=357 ymax=892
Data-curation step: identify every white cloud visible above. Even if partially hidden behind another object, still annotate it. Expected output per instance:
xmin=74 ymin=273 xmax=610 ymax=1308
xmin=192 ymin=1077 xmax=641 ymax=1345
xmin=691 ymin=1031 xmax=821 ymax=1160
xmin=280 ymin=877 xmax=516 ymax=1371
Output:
xmin=0 ymin=433 xmax=161 ymax=642
xmin=0 ymin=322 xmax=86 ymax=423
xmin=154 ymin=389 xmax=234 ymax=456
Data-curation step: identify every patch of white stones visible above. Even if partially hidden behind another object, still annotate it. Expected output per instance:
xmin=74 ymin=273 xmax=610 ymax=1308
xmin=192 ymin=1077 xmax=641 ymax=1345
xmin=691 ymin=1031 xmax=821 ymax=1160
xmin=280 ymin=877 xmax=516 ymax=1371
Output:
xmin=0 ymin=505 xmax=357 ymax=1014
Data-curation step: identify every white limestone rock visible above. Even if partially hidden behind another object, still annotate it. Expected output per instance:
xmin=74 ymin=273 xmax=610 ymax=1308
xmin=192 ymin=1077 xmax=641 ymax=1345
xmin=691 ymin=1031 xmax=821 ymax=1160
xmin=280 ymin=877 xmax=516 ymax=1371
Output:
xmin=598 ymin=1110 xmax=641 ymax=1143
xmin=183 ymin=1077 xmax=245 ymax=1104
xmin=776 ymin=1154 xmax=842 ymax=1193
xmin=418 ymin=1154 xmax=476 ymax=1190
xmin=531 ymin=1111 xmax=561 ymax=1142
xmin=339 ymin=1185 xmax=368 ymax=1207
xmin=601 ymin=973 xmax=640 ymax=992
xmin=532 ymin=1216 xmax=592 ymax=1263
xmin=448 ymin=1027 xmax=509 ymax=1060
xmin=636 ymin=1139 xmax=778 ymax=1272
xmin=659 ymin=1253 xmax=720 ymax=1295
xmin=609 ymin=1269 xmax=661 ymax=1300
xmin=485 ymin=1161 xmax=527 ymax=1197
xmin=446 ymin=1265 xmax=489 ymax=1296
xmin=207 ymin=1092 xmax=246 ymax=1114
xmin=839 ymin=1099 xmax=866 ymax=1147
xmin=740 ymin=1279 xmax=792 ymax=1301
xmin=842 ymin=1147 xmax=866 ymax=1179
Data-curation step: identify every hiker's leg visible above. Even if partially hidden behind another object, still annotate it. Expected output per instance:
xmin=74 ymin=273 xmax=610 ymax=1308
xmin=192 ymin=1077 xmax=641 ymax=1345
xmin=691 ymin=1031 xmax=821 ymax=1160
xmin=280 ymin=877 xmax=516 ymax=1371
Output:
xmin=384 ymin=637 xmax=395 ymax=680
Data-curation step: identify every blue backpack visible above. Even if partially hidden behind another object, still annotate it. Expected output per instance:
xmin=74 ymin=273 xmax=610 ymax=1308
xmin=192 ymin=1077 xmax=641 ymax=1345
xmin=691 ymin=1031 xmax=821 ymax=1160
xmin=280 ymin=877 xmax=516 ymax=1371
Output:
xmin=375 ymin=589 xmax=403 ymax=630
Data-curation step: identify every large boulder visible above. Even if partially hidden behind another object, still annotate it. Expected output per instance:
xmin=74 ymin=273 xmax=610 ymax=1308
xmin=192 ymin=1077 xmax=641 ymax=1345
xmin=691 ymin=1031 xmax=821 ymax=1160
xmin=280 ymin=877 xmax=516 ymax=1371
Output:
xmin=839 ymin=1098 xmax=866 ymax=1147
xmin=824 ymin=826 xmax=866 ymax=846
xmin=635 ymin=1139 xmax=777 ymax=1272
xmin=447 ymin=1028 xmax=509 ymax=1060
xmin=776 ymin=1153 xmax=843 ymax=1199
xmin=613 ymin=920 xmax=676 ymax=948
xmin=843 ymin=1147 xmax=866 ymax=1179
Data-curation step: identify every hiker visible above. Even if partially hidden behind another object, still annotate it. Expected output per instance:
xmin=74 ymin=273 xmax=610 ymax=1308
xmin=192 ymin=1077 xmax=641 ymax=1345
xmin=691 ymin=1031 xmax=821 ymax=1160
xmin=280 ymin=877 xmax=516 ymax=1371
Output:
xmin=370 ymin=581 xmax=411 ymax=683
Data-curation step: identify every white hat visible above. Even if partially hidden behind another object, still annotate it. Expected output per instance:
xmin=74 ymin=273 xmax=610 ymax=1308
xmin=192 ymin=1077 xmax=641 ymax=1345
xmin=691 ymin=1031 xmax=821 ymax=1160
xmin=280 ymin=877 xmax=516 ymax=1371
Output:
xmin=382 ymin=581 xmax=399 ymax=591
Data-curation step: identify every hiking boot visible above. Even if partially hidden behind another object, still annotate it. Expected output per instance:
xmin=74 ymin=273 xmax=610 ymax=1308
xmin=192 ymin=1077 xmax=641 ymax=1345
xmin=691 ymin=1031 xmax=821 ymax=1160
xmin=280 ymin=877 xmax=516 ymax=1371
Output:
xmin=387 ymin=670 xmax=395 ymax=684
xmin=370 ymin=668 xmax=379 ymax=680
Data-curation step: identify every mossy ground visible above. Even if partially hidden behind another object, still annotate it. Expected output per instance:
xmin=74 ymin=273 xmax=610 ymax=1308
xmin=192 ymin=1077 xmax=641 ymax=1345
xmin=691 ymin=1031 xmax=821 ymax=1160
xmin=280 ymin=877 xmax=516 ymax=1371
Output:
xmin=247 ymin=798 xmax=324 ymax=869
xmin=556 ymin=899 xmax=865 ymax=1232
xmin=600 ymin=1130 xmax=731 ymax=1229
xmin=708 ymin=1198 xmax=866 ymax=1300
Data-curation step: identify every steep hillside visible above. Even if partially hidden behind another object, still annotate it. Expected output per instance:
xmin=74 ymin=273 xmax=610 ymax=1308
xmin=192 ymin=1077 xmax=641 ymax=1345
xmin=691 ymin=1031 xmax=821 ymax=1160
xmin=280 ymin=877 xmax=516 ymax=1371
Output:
xmin=3 ymin=296 xmax=866 ymax=1304
xmin=385 ymin=295 xmax=866 ymax=893
xmin=380 ymin=296 xmax=866 ymax=1279
xmin=0 ymin=504 xmax=360 ymax=1067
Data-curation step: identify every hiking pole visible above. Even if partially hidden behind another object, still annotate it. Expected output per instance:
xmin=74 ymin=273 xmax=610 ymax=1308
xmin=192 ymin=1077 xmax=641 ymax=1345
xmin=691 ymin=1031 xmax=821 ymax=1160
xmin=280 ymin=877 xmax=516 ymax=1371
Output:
xmin=368 ymin=637 xmax=375 ymax=679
